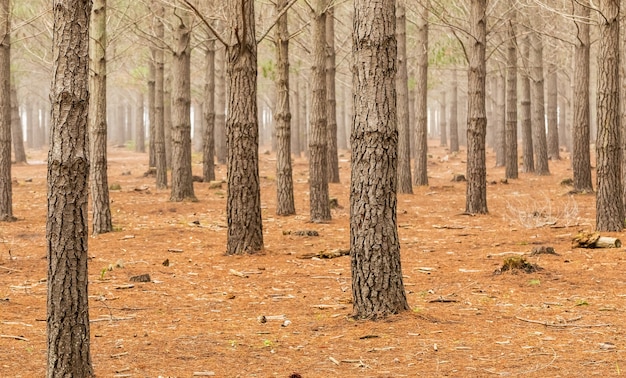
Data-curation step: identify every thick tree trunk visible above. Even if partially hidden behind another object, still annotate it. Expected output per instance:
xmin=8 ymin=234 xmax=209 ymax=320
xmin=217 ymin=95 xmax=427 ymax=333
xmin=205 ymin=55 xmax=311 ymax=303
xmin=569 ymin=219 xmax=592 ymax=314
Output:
xmin=465 ymin=0 xmax=488 ymax=214
xmin=274 ymin=0 xmax=295 ymax=215
xmin=148 ymin=59 xmax=156 ymax=167
xmin=494 ymin=72 xmax=505 ymax=167
xmin=396 ymin=3 xmax=412 ymax=193
xmin=449 ymin=68 xmax=459 ymax=153
xmin=0 ymin=0 xmax=11 ymax=222
xmin=326 ymin=6 xmax=339 ymax=183
xmin=530 ymin=31 xmax=550 ymax=175
xmin=89 ymin=0 xmax=112 ymax=235
xmin=309 ymin=0 xmax=331 ymax=222
xmin=573 ymin=1 xmax=593 ymax=192
xmin=170 ymin=7 xmax=196 ymax=202
xmin=351 ymin=0 xmax=409 ymax=320
xmin=546 ymin=65 xmax=559 ymax=160
xmin=202 ymin=40 xmax=216 ymax=182
xmin=135 ymin=92 xmax=145 ymax=153
xmin=10 ymin=85 xmax=25 ymax=164
xmin=413 ymin=0 xmax=428 ymax=186
xmin=520 ymin=36 xmax=533 ymax=173
xmin=505 ymin=7 xmax=518 ymax=179
xmin=47 ymin=1 xmax=93 ymax=375
xmin=225 ymin=0 xmax=264 ymax=254
xmin=595 ymin=0 xmax=623 ymax=231
xmin=215 ymin=46 xmax=227 ymax=165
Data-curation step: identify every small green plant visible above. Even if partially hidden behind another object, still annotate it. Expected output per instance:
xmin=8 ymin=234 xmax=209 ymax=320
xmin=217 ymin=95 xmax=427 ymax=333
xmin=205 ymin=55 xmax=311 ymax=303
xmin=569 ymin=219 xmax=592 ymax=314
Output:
xmin=109 ymin=183 xmax=122 ymax=190
xmin=100 ymin=267 xmax=107 ymax=280
xmin=528 ymin=279 xmax=541 ymax=286
xmin=412 ymin=306 xmax=423 ymax=313
xmin=263 ymin=339 xmax=273 ymax=348
xmin=576 ymin=299 xmax=589 ymax=306
xmin=229 ymin=340 xmax=237 ymax=348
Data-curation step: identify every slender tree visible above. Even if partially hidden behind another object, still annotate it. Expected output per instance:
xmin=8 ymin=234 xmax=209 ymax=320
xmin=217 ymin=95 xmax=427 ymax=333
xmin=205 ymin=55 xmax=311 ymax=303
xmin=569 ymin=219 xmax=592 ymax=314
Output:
xmin=530 ymin=31 xmax=549 ymax=175
xmin=326 ymin=5 xmax=339 ymax=183
xmin=505 ymin=5 xmax=518 ymax=179
xmin=413 ymin=0 xmax=429 ymax=186
xmin=10 ymin=85 xmax=26 ymax=164
xmin=135 ymin=92 xmax=145 ymax=153
xmin=351 ymin=0 xmax=409 ymax=319
xmin=520 ymin=36 xmax=534 ymax=173
xmin=546 ymin=64 xmax=559 ymax=160
xmin=202 ymin=39 xmax=216 ymax=182
xmin=153 ymin=4 xmax=167 ymax=189
xmin=47 ymin=0 xmax=93 ymax=375
xmin=396 ymin=1 xmax=412 ymax=193
xmin=0 ymin=0 xmax=12 ymax=222
xmin=147 ymin=58 xmax=156 ymax=167
xmin=494 ymin=72 xmax=505 ymax=167
xmin=215 ymin=45 xmax=227 ymax=165
xmin=465 ymin=0 xmax=488 ymax=214
xmin=595 ymin=0 xmax=622 ymax=231
xmin=439 ymin=89 xmax=447 ymax=147
xmin=449 ymin=68 xmax=459 ymax=153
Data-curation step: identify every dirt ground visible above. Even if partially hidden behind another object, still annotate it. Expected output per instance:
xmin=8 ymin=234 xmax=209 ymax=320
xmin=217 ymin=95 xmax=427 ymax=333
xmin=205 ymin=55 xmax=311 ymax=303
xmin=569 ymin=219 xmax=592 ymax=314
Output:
xmin=1 ymin=141 xmax=625 ymax=377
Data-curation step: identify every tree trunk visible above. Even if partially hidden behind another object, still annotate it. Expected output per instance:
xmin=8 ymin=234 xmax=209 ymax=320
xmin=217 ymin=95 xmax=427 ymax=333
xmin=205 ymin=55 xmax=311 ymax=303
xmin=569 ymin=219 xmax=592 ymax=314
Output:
xmin=47 ymin=1 xmax=93 ymax=375
xmin=494 ymin=72 xmax=505 ymax=167
xmin=202 ymin=39 xmax=216 ymax=182
xmin=148 ymin=58 xmax=156 ymax=167
xmin=309 ymin=0 xmax=331 ymax=222
xmin=274 ymin=0 xmax=295 ymax=215
xmin=135 ymin=92 xmax=145 ymax=153
xmin=89 ymin=0 xmax=112 ymax=235
xmin=439 ymin=90 xmax=447 ymax=147
xmin=326 ymin=6 xmax=339 ymax=183
xmin=290 ymin=70 xmax=301 ymax=157
xmin=465 ymin=0 xmax=488 ymax=214
xmin=449 ymin=68 xmax=459 ymax=153
xmin=299 ymin=72 xmax=308 ymax=156
xmin=546 ymin=64 xmax=559 ymax=160
xmin=505 ymin=7 xmax=518 ymax=179
xmin=215 ymin=46 xmax=227 ymax=164
xmin=573 ymin=0 xmax=592 ymax=192
xmin=225 ymin=0 xmax=264 ymax=254
xmin=520 ymin=36 xmax=533 ymax=173
xmin=193 ymin=101 xmax=203 ymax=153
xmin=0 ymin=0 xmax=11 ymax=222
xmin=153 ymin=5 xmax=167 ymax=189
xmin=164 ymin=74 xmax=172 ymax=168
xmin=337 ymin=83 xmax=347 ymax=150
xmin=413 ymin=0 xmax=428 ymax=186
xmin=530 ymin=31 xmax=549 ymax=175
xmin=396 ymin=2 xmax=412 ymax=193
xmin=10 ymin=85 xmax=25 ymax=164
xmin=351 ymin=0 xmax=409 ymax=320
xmin=595 ymin=0 xmax=623 ymax=231
xmin=170 ymin=6 xmax=196 ymax=202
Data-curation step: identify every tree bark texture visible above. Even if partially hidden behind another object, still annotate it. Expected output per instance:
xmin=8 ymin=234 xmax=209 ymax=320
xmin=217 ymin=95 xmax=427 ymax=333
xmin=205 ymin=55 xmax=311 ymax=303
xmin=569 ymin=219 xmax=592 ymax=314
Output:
xmin=326 ymin=6 xmax=339 ymax=184
xmin=47 ymin=0 xmax=93 ymax=376
xmin=530 ymin=31 xmax=549 ymax=175
xmin=202 ymin=40 xmax=216 ymax=182
xmin=494 ymin=73 xmax=505 ymax=167
xmin=520 ymin=36 xmax=533 ymax=173
xmin=135 ymin=92 xmax=145 ymax=153
xmin=573 ymin=1 xmax=593 ymax=192
xmin=395 ymin=3 xmax=412 ymax=194
xmin=465 ymin=0 xmax=488 ymax=214
xmin=274 ymin=0 xmax=295 ymax=215
xmin=413 ymin=0 xmax=428 ymax=186
xmin=351 ymin=0 xmax=409 ymax=320
xmin=595 ymin=0 xmax=623 ymax=231
xmin=89 ymin=0 xmax=112 ymax=235
xmin=10 ymin=85 xmax=26 ymax=164
xmin=153 ymin=6 xmax=167 ymax=189
xmin=505 ymin=8 xmax=518 ymax=179
xmin=0 ymin=0 xmax=12 ymax=221
xmin=309 ymin=0 xmax=331 ymax=222
xmin=170 ymin=6 xmax=196 ymax=202
xmin=449 ymin=68 xmax=459 ymax=153
xmin=546 ymin=65 xmax=559 ymax=160
xmin=225 ymin=0 xmax=264 ymax=254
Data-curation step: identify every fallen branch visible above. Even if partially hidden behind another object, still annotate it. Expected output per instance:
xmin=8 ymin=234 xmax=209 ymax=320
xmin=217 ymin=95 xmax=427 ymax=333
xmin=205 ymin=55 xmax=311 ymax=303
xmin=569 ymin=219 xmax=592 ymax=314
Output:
xmin=515 ymin=316 xmax=610 ymax=328
xmin=229 ymin=269 xmax=248 ymax=278
xmin=0 ymin=334 xmax=28 ymax=341
xmin=90 ymin=315 xmax=136 ymax=323
xmin=298 ymin=249 xmax=349 ymax=259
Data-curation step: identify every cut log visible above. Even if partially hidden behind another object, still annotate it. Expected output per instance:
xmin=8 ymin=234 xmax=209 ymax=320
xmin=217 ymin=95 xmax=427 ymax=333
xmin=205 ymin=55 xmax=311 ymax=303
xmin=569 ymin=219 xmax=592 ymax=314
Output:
xmin=594 ymin=237 xmax=622 ymax=248
xmin=572 ymin=231 xmax=621 ymax=248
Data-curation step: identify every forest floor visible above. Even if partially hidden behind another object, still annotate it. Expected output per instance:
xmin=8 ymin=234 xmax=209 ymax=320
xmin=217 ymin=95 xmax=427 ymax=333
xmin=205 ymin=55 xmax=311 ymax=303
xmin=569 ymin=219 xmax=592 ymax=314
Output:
xmin=1 ymin=141 xmax=625 ymax=377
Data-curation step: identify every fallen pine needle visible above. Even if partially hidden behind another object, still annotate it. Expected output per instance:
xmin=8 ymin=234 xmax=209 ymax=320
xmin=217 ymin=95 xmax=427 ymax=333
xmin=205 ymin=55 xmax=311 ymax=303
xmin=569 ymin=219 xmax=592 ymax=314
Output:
xmin=0 ymin=334 xmax=28 ymax=341
xmin=329 ymin=356 xmax=340 ymax=365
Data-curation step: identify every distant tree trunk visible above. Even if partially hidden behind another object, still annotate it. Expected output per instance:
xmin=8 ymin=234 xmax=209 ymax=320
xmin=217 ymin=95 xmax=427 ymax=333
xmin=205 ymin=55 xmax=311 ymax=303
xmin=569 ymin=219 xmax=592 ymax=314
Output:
xmin=47 ymin=0 xmax=93 ymax=376
xmin=396 ymin=2 xmax=412 ymax=193
xmin=89 ymin=0 xmax=112 ymax=235
xmin=274 ymin=0 xmax=295 ymax=215
xmin=135 ymin=92 xmax=145 ymax=152
xmin=299 ymin=73 xmax=308 ymax=156
xmin=530 ymin=31 xmax=549 ymax=175
xmin=573 ymin=0 xmax=593 ymax=192
xmin=546 ymin=65 xmax=559 ymax=160
xmin=449 ymin=68 xmax=459 ymax=153
xmin=505 ymin=7 xmax=518 ymax=179
xmin=193 ymin=101 xmax=203 ymax=153
xmin=595 ymin=0 xmax=622 ymax=231
xmin=153 ymin=5 xmax=167 ymax=188
xmin=520 ymin=36 xmax=534 ymax=173
xmin=439 ymin=90 xmax=447 ymax=147
xmin=290 ymin=70 xmax=301 ymax=157
xmin=0 ymin=0 xmax=11 ymax=222
xmin=170 ymin=6 xmax=196 ymax=202
xmin=351 ymin=0 xmax=409 ymax=320
xmin=202 ymin=39 xmax=216 ymax=182
xmin=413 ymin=0 xmax=428 ymax=186
xmin=465 ymin=0 xmax=488 ymax=214
xmin=10 ymin=85 xmax=25 ymax=164
xmin=337 ymin=83 xmax=347 ymax=150
xmin=164 ymin=74 xmax=172 ymax=167
xmin=215 ymin=46 xmax=227 ymax=164
xmin=326 ymin=6 xmax=339 ymax=183
xmin=494 ymin=72 xmax=505 ymax=167
xmin=148 ymin=59 xmax=156 ymax=167
xmin=309 ymin=0 xmax=331 ymax=222
xmin=225 ymin=0 xmax=264 ymax=254
xmin=25 ymin=100 xmax=33 ymax=149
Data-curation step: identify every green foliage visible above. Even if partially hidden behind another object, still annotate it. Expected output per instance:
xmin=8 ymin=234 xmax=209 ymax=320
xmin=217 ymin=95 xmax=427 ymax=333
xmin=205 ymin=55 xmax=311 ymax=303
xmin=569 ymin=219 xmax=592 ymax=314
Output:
xmin=260 ymin=59 xmax=276 ymax=80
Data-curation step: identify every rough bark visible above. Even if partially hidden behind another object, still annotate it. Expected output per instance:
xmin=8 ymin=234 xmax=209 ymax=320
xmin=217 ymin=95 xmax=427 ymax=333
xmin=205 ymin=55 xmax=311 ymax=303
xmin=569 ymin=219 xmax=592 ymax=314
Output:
xmin=89 ymin=0 xmax=112 ymax=235
xmin=135 ymin=92 xmax=145 ymax=153
xmin=202 ymin=40 xmax=216 ymax=182
xmin=326 ymin=6 xmax=339 ymax=183
xmin=10 ymin=85 xmax=26 ymax=164
xmin=47 ymin=0 xmax=93 ymax=375
xmin=494 ymin=73 xmax=505 ymax=167
xmin=309 ymin=0 xmax=331 ymax=222
xmin=153 ymin=5 xmax=167 ymax=189
xmin=0 ymin=0 xmax=11 ymax=222
xmin=170 ymin=6 xmax=196 ymax=202
xmin=595 ymin=0 xmax=623 ymax=231
xmin=225 ymin=0 xmax=264 ymax=254
xmin=573 ymin=0 xmax=593 ymax=192
xmin=505 ymin=8 xmax=518 ymax=179
xmin=546 ymin=65 xmax=559 ymax=160
xmin=351 ymin=0 xmax=409 ymax=320
xmin=274 ymin=0 xmax=295 ymax=215
xmin=413 ymin=0 xmax=428 ymax=186
xmin=396 ymin=2 xmax=412 ymax=193
xmin=215 ymin=46 xmax=227 ymax=164
xmin=449 ymin=68 xmax=459 ymax=153
xmin=465 ymin=0 xmax=488 ymax=214
xmin=520 ymin=36 xmax=534 ymax=173
xmin=530 ymin=31 xmax=549 ymax=175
